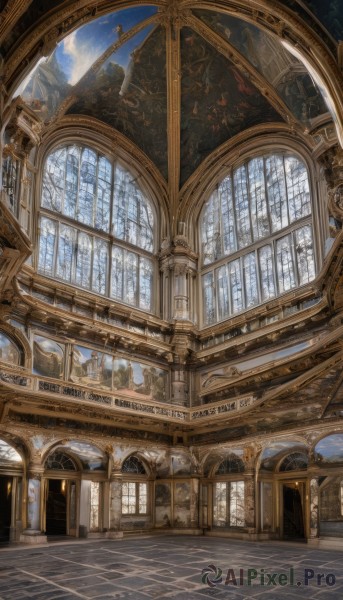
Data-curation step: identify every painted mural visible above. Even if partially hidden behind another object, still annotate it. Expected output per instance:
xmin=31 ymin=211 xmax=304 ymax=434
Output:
xmin=155 ymin=483 xmax=171 ymax=528
xmin=67 ymin=25 xmax=168 ymax=179
xmin=0 ymin=332 xmax=20 ymax=365
xmin=33 ymin=335 xmax=64 ymax=379
xmin=32 ymin=337 xmax=168 ymax=400
xmin=314 ymin=434 xmax=343 ymax=463
xmin=302 ymin=0 xmax=343 ymax=41
xmin=195 ymin=10 xmax=328 ymax=123
xmin=180 ymin=28 xmax=283 ymax=186
xmin=0 ymin=439 xmax=22 ymax=465
xmin=2 ymin=0 xmax=64 ymax=57
xmin=112 ymin=357 xmax=167 ymax=403
xmin=71 ymin=346 xmax=113 ymax=389
xmin=15 ymin=7 xmax=159 ymax=121
xmin=58 ymin=441 xmax=106 ymax=470
xmin=174 ymin=482 xmax=191 ymax=527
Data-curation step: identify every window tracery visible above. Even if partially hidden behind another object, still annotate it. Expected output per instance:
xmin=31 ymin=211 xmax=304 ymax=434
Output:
xmin=215 ymin=456 xmax=245 ymax=474
xmin=38 ymin=144 xmax=155 ymax=312
xmin=122 ymin=456 xmax=146 ymax=474
xmin=200 ymin=153 xmax=316 ymax=325
xmin=45 ymin=451 xmax=77 ymax=471
xmin=279 ymin=452 xmax=308 ymax=472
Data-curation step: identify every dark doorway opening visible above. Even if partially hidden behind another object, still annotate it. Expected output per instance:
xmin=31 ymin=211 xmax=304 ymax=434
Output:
xmin=0 ymin=476 xmax=12 ymax=541
xmin=46 ymin=479 xmax=67 ymax=535
xmin=283 ymin=484 xmax=304 ymax=539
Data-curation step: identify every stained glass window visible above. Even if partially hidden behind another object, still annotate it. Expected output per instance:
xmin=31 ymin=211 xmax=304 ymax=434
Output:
xmin=38 ymin=144 xmax=155 ymax=311
xmin=201 ymin=153 xmax=315 ymax=324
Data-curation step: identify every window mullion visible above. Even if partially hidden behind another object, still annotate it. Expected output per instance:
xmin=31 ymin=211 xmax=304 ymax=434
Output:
xmin=283 ymin=155 xmax=291 ymax=225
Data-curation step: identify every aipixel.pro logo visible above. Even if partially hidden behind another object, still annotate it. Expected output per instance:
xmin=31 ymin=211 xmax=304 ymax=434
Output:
xmin=201 ymin=565 xmax=337 ymax=588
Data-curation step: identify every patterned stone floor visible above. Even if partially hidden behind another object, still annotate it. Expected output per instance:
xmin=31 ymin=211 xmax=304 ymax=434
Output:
xmin=0 ymin=535 xmax=342 ymax=599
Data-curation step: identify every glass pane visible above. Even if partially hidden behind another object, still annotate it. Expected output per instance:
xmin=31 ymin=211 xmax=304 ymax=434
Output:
xmin=42 ymin=147 xmax=66 ymax=212
xmin=243 ymin=252 xmax=258 ymax=307
xmin=295 ymin=225 xmax=315 ymax=285
xmin=233 ymin=165 xmax=252 ymax=248
xmin=201 ymin=190 xmax=221 ymax=264
xmin=92 ymin=238 xmax=108 ymax=295
xmin=203 ymin=272 xmax=215 ymax=324
xmin=285 ymin=156 xmax=311 ymax=222
xmin=111 ymin=246 xmax=123 ymax=300
xmin=139 ymin=257 xmax=153 ymax=311
xmin=248 ymin=157 xmax=269 ymax=240
xmin=265 ymin=155 xmax=288 ymax=232
xmin=0 ymin=333 xmax=20 ymax=365
xmin=229 ymin=259 xmax=243 ymax=313
xmin=79 ymin=148 xmax=97 ymax=226
xmin=219 ymin=177 xmax=236 ymax=255
xmin=122 ymin=481 xmax=137 ymax=515
xmin=96 ymin=157 xmax=111 ymax=232
xmin=75 ymin=231 xmax=92 ymax=289
xmin=140 ymin=201 xmax=154 ymax=252
xmin=213 ymin=482 xmax=227 ymax=527
xmin=38 ymin=217 xmax=56 ymax=276
xmin=276 ymin=235 xmax=296 ymax=293
xmin=125 ymin=252 xmax=138 ymax=306
xmin=2 ymin=155 xmax=18 ymax=214
xmin=113 ymin=163 xmax=154 ymax=252
xmin=216 ymin=265 xmax=229 ymax=320
xmin=90 ymin=481 xmax=99 ymax=531
xmin=229 ymin=481 xmax=245 ymax=527
xmin=127 ymin=196 xmax=139 ymax=246
xmin=139 ymin=483 xmax=147 ymax=514
xmin=64 ymin=147 xmax=80 ymax=219
xmin=259 ymin=245 xmax=276 ymax=301
xmin=56 ymin=224 xmax=76 ymax=282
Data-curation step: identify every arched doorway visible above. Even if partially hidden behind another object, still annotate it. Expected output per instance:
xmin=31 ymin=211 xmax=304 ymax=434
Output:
xmin=279 ymin=452 xmax=308 ymax=540
xmin=282 ymin=482 xmax=305 ymax=539
xmin=0 ymin=438 xmax=24 ymax=542
xmin=44 ymin=451 xmax=79 ymax=537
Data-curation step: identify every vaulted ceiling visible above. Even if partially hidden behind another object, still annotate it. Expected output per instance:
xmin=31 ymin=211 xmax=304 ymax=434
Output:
xmin=2 ymin=0 xmax=343 ymax=197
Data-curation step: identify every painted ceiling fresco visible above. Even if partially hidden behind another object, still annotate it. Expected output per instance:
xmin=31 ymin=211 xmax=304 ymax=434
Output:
xmin=0 ymin=439 xmax=22 ymax=465
xmin=301 ymin=0 xmax=343 ymax=41
xmin=67 ymin=25 xmax=168 ymax=179
xmin=195 ymin=10 xmax=328 ymax=124
xmin=180 ymin=28 xmax=283 ymax=185
xmin=1 ymin=0 xmax=65 ymax=57
xmin=14 ymin=3 xmax=334 ymax=187
xmin=314 ymin=434 xmax=343 ymax=463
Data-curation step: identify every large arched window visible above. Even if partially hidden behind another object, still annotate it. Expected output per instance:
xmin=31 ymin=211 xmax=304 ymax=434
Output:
xmin=37 ymin=144 xmax=155 ymax=312
xmin=200 ymin=153 xmax=316 ymax=325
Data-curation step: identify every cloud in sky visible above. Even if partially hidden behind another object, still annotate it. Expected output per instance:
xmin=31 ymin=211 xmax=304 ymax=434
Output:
xmin=62 ymin=30 xmax=102 ymax=85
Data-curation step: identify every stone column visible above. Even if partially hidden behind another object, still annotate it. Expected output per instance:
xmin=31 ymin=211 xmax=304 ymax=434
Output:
xmin=20 ymin=467 xmax=47 ymax=544
xmin=190 ymin=477 xmax=200 ymax=530
xmin=244 ymin=471 xmax=256 ymax=533
xmin=309 ymin=477 xmax=319 ymax=539
xmin=108 ymin=471 xmax=123 ymax=539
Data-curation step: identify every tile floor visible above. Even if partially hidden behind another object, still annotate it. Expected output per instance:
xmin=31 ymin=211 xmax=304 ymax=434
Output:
xmin=0 ymin=536 xmax=342 ymax=599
